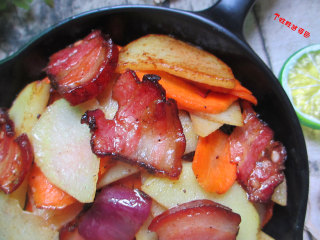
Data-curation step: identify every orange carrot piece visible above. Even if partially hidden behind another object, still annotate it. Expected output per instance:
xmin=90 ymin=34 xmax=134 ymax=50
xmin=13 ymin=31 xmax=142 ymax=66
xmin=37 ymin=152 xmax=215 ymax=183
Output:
xmin=98 ymin=156 xmax=115 ymax=180
xmin=230 ymin=90 xmax=257 ymax=105
xmin=135 ymin=70 xmax=209 ymax=97
xmin=29 ymin=164 xmax=77 ymax=209
xmin=134 ymin=70 xmax=256 ymax=105
xmin=207 ymin=79 xmax=252 ymax=94
xmin=192 ymin=130 xmax=237 ymax=194
xmin=135 ymin=69 xmax=256 ymax=105
xmin=194 ymin=80 xmax=257 ymax=105
xmin=135 ymin=71 xmax=237 ymax=114
xmin=43 ymin=77 xmax=50 ymax=84
xmin=26 ymin=189 xmax=83 ymax=230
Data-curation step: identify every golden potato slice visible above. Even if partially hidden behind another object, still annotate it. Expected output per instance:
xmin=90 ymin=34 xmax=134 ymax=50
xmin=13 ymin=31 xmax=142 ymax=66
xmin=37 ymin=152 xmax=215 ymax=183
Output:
xmin=141 ymin=162 xmax=260 ymax=240
xmin=8 ymin=178 xmax=29 ymax=209
xmin=150 ymin=200 xmax=166 ymax=217
xmin=9 ymin=79 xmax=50 ymax=136
xmin=117 ymin=34 xmax=235 ymax=89
xmin=135 ymin=215 xmax=157 ymax=240
xmin=178 ymin=111 xmax=198 ymax=154
xmin=96 ymin=74 xmax=119 ymax=120
xmin=258 ymin=231 xmax=275 ymax=240
xmin=191 ymin=101 xmax=243 ymax=127
xmin=0 ymin=192 xmax=58 ymax=240
xmin=135 ymin=201 xmax=167 ymax=240
xmin=97 ymin=162 xmax=139 ymax=189
xmin=29 ymin=201 xmax=83 ymax=230
xmin=190 ymin=114 xmax=222 ymax=137
xmin=31 ymin=99 xmax=100 ymax=203
xmin=271 ymin=178 xmax=287 ymax=206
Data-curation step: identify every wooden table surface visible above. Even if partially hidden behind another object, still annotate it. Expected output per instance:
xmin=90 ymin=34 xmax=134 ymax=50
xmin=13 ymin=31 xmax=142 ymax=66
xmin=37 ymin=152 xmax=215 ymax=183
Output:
xmin=0 ymin=0 xmax=319 ymax=239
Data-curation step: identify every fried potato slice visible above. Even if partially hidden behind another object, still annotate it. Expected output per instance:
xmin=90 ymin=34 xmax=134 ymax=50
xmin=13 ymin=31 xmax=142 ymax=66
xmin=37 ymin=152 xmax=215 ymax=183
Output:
xmin=0 ymin=192 xmax=58 ymax=240
xmin=31 ymin=99 xmax=100 ymax=203
xmin=189 ymin=101 xmax=243 ymax=137
xmin=258 ymin=231 xmax=275 ymax=240
xmin=9 ymin=78 xmax=50 ymax=136
xmin=117 ymin=34 xmax=235 ymax=89
xmin=271 ymin=178 xmax=287 ymax=206
xmin=135 ymin=215 xmax=157 ymax=240
xmin=178 ymin=111 xmax=198 ymax=154
xmin=190 ymin=114 xmax=223 ymax=137
xmin=97 ymin=162 xmax=139 ymax=189
xmin=191 ymin=101 xmax=243 ymax=127
xmin=141 ymin=162 xmax=260 ymax=240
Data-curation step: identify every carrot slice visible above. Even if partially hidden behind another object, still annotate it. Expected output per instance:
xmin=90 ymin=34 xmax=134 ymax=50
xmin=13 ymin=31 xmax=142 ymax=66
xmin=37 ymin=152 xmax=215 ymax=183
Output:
xmin=192 ymin=130 xmax=237 ymax=194
xmin=117 ymin=45 xmax=122 ymax=51
xmin=194 ymin=80 xmax=257 ymax=105
xmin=230 ymin=90 xmax=257 ymax=105
xmin=26 ymin=190 xmax=84 ymax=230
xmin=134 ymin=70 xmax=256 ymax=106
xmin=29 ymin=164 xmax=77 ymax=209
xmin=207 ymin=79 xmax=252 ymax=94
xmin=135 ymin=71 xmax=237 ymax=114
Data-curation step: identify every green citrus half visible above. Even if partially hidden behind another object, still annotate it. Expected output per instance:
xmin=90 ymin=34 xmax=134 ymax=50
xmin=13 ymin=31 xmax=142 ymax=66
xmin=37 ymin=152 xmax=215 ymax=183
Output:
xmin=279 ymin=44 xmax=320 ymax=129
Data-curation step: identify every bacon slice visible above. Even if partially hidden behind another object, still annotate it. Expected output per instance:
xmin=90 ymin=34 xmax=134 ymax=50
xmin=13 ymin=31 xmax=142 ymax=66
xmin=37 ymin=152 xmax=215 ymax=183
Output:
xmin=148 ymin=199 xmax=241 ymax=240
xmin=229 ymin=102 xmax=286 ymax=202
xmin=82 ymin=70 xmax=186 ymax=178
xmin=46 ymin=30 xmax=119 ymax=105
xmin=0 ymin=108 xmax=33 ymax=194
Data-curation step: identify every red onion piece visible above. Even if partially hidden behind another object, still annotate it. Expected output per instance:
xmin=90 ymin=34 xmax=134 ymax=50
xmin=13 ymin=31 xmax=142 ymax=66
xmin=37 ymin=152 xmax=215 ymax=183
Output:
xmin=78 ymin=185 xmax=151 ymax=240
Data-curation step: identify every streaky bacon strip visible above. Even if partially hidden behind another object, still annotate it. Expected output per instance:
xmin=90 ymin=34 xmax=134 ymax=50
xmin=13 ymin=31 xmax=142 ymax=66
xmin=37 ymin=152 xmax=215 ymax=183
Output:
xmin=149 ymin=199 xmax=241 ymax=240
xmin=46 ymin=30 xmax=119 ymax=105
xmin=82 ymin=70 xmax=186 ymax=178
xmin=0 ymin=108 xmax=33 ymax=194
xmin=229 ymin=102 xmax=286 ymax=202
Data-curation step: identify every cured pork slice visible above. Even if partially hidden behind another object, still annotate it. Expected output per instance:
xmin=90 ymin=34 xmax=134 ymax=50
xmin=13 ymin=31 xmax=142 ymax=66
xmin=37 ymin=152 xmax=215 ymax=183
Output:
xmin=82 ymin=70 xmax=186 ymax=178
xmin=229 ymin=102 xmax=286 ymax=202
xmin=149 ymin=199 xmax=241 ymax=240
xmin=46 ymin=30 xmax=118 ymax=105
xmin=0 ymin=109 xmax=33 ymax=194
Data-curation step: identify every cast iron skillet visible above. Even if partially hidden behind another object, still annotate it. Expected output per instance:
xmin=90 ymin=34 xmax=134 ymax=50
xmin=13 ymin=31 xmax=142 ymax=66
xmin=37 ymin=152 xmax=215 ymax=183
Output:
xmin=0 ymin=0 xmax=308 ymax=239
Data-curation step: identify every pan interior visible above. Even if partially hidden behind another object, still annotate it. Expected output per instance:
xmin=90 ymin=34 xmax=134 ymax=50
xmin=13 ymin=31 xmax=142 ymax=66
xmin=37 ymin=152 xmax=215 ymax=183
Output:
xmin=0 ymin=6 xmax=308 ymax=240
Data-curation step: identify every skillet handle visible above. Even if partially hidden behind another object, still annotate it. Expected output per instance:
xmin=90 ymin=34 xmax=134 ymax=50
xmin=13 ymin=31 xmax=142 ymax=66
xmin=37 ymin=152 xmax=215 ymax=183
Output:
xmin=198 ymin=0 xmax=256 ymax=39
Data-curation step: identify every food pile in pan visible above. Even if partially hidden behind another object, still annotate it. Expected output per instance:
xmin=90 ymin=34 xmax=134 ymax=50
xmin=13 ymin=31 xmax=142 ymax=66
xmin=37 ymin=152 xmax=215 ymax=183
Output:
xmin=0 ymin=30 xmax=287 ymax=240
